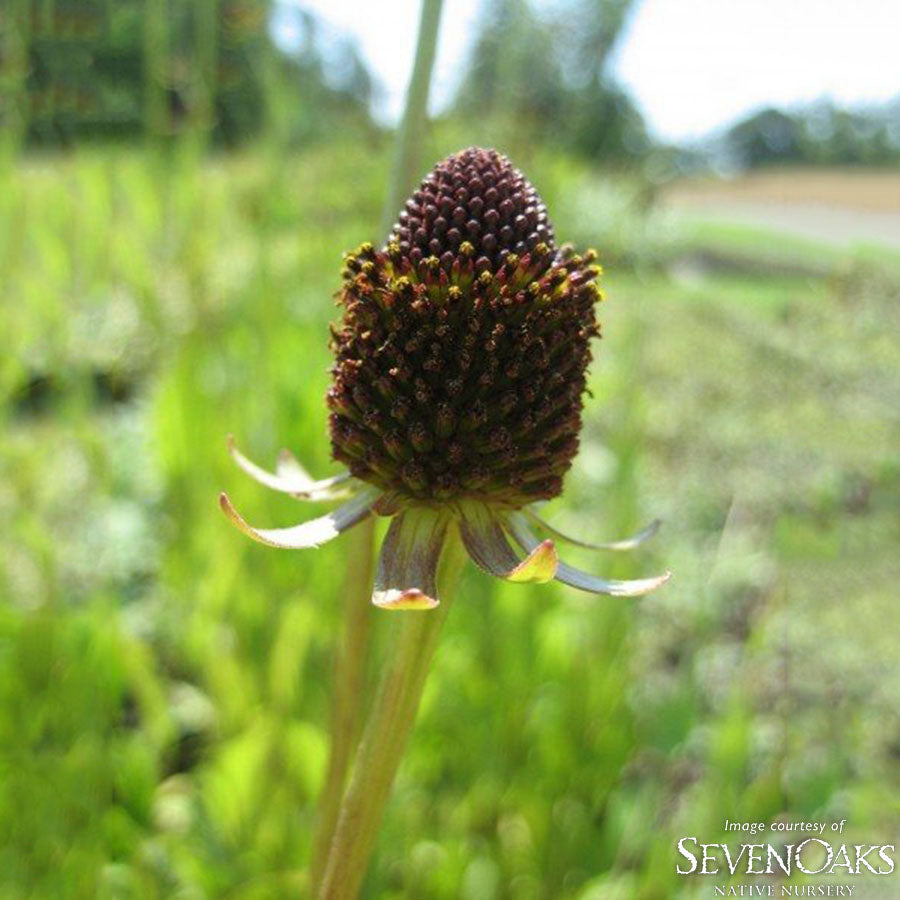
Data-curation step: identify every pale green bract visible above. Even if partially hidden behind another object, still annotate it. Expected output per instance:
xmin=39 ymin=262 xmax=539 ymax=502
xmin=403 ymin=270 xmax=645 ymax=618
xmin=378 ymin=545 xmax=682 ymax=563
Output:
xmin=220 ymin=436 xmax=670 ymax=609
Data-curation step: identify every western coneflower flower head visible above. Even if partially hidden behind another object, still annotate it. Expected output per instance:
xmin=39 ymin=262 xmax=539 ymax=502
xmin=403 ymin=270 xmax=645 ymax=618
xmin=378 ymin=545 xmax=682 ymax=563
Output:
xmin=220 ymin=148 xmax=669 ymax=608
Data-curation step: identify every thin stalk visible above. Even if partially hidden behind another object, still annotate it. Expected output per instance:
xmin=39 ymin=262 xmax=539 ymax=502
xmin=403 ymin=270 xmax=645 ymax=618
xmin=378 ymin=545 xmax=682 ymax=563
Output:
xmin=316 ymin=530 xmax=465 ymax=900
xmin=379 ymin=0 xmax=446 ymax=239
xmin=143 ymin=0 xmax=169 ymax=140
xmin=309 ymin=517 xmax=376 ymax=890
xmin=192 ymin=0 xmax=218 ymax=142
xmin=1 ymin=0 xmax=30 ymax=155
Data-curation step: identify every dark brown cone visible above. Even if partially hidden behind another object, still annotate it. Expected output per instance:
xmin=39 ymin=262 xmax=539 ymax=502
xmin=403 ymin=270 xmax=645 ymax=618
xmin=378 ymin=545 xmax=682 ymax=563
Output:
xmin=327 ymin=148 xmax=603 ymax=508
xmin=389 ymin=147 xmax=556 ymax=274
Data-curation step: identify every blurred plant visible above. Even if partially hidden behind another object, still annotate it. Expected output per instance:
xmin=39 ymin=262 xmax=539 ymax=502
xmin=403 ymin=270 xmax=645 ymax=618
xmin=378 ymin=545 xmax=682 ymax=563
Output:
xmin=454 ymin=0 xmax=649 ymax=160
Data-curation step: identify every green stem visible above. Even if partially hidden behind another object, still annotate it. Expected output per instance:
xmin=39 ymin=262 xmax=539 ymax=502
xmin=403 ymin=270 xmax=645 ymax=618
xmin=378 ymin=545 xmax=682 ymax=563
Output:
xmin=143 ymin=0 xmax=169 ymax=141
xmin=379 ymin=0 xmax=445 ymax=239
xmin=2 ymin=0 xmax=30 ymax=155
xmin=316 ymin=529 xmax=465 ymax=900
xmin=309 ymin=517 xmax=376 ymax=892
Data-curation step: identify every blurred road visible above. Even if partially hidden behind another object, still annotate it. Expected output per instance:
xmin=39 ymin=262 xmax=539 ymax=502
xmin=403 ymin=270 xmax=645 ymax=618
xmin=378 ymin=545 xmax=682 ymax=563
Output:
xmin=664 ymin=169 xmax=900 ymax=250
xmin=669 ymin=199 xmax=900 ymax=249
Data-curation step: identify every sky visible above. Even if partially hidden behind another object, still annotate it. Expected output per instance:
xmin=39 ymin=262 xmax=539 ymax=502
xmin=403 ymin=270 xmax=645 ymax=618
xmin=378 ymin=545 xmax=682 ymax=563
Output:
xmin=280 ymin=0 xmax=900 ymax=142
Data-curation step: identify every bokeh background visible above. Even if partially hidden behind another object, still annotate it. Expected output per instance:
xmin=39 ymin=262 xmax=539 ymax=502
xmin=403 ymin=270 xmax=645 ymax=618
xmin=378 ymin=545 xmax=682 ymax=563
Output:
xmin=1 ymin=1 xmax=899 ymax=897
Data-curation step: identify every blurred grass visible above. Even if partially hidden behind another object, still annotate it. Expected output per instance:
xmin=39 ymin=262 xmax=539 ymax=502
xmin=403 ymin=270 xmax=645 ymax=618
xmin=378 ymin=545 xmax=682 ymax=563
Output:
xmin=1 ymin=139 xmax=899 ymax=899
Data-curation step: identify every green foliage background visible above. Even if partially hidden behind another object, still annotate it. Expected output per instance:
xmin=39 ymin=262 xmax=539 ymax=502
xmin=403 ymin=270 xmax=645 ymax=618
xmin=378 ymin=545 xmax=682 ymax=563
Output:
xmin=2 ymin=2 xmax=900 ymax=899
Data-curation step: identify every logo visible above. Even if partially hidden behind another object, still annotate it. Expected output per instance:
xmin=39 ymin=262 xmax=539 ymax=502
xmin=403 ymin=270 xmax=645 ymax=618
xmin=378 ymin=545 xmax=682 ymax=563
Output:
xmin=674 ymin=819 xmax=896 ymax=896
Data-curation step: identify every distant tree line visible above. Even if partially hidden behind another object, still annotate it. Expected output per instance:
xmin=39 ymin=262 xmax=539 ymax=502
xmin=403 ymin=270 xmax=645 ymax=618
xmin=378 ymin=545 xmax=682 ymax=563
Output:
xmin=720 ymin=100 xmax=900 ymax=169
